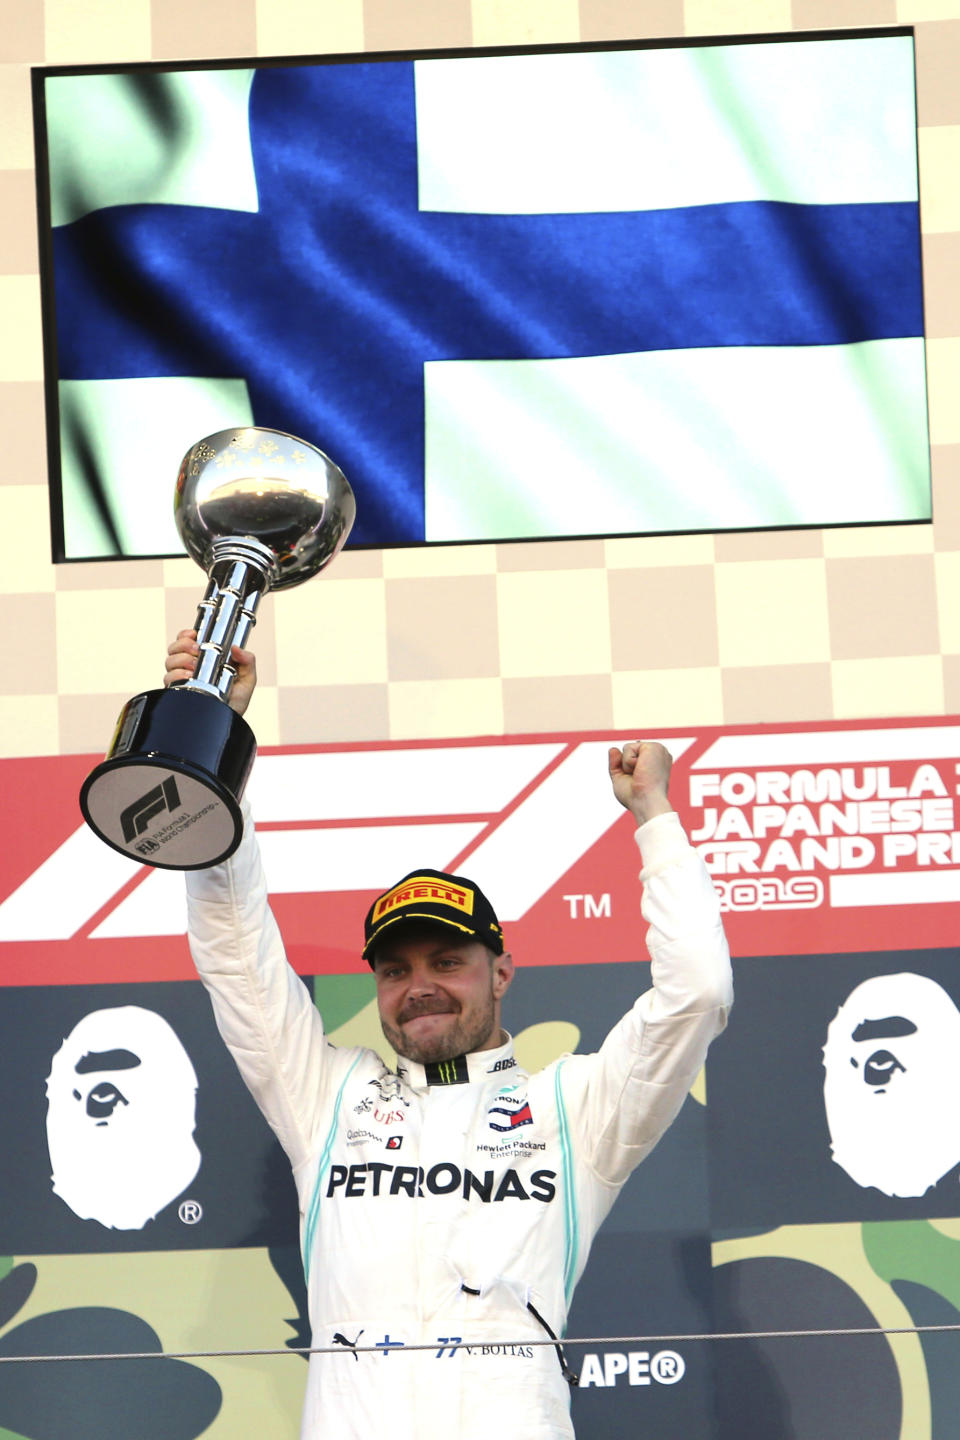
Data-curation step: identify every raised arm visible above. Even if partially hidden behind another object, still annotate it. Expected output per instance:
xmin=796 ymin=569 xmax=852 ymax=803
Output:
xmin=563 ymin=741 xmax=732 ymax=1185
xmin=167 ymin=633 xmax=341 ymax=1170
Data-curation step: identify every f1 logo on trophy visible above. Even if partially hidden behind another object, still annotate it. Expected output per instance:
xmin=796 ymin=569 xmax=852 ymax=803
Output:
xmin=80 ymin=427 xmax=355 ymax=870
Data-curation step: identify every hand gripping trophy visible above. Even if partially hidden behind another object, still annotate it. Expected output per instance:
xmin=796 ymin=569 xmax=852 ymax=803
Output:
xmin=80 ymin=427 xmax=355 ymax=870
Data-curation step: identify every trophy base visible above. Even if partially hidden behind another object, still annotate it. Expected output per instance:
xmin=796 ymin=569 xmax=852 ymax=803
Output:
xmin=80 ymin=688 xmax=257 ymax=870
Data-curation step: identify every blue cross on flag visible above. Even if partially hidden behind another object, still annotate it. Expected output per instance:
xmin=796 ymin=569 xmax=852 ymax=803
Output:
xmin=42 ymin=33 xmax=929 ymax=558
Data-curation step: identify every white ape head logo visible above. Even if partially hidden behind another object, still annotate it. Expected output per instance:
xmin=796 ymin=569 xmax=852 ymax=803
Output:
xmin=823 ymin=973 xmax=960 ymax=1198
xmin=45 ymin=1006 xmax=201 ymax=1230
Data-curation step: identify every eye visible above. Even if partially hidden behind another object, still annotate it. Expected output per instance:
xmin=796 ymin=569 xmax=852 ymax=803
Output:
xmin=864 ymin=1048 xmax=906 ymax=1087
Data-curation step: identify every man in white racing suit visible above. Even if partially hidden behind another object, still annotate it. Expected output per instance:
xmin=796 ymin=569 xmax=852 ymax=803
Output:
xmin=167 ymin=632 xmax=732 ymax=1440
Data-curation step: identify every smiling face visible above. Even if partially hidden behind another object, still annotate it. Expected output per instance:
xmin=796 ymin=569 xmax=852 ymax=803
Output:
xmin=372 ymin=924 xmax=514 ymax=1065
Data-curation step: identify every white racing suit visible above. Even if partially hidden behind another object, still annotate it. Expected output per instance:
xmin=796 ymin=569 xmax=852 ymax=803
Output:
xmin=186 ymin=806 xmax=732 ymax=1440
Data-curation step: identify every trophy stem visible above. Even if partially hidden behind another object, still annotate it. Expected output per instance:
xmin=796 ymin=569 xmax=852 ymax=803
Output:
xmin=185 ymin=537 xmax=277 ymax=701
xmin=194 ymin=576 xmax=221 ymax=649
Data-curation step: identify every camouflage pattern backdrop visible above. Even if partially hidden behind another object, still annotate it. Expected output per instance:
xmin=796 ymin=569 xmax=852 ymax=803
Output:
xmin=3 ymin=718 xmax=960 ymax=1438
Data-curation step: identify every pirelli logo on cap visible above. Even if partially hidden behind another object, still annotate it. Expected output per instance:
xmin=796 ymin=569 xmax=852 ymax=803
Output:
xmin=373 ymin=876 xmax=475 ymax=922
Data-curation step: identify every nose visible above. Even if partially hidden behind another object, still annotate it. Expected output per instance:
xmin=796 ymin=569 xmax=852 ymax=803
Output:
xmin=407 ymin=968 xmax=439 ymax=998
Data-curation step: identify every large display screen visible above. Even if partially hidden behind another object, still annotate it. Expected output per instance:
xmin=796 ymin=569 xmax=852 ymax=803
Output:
xmin=34 ymin=28 xmax=929 ymax=561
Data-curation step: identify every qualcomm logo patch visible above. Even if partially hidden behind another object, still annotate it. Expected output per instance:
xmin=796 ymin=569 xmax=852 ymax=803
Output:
xmin=45 ymin=1006 xmax=201 ymax=1230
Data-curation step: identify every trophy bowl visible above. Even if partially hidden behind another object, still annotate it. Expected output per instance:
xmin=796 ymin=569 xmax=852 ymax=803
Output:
xmin=79 ymin=427 xmax=355 ymax=870
xmin=176 ymin=427 xmax=355 ymax=591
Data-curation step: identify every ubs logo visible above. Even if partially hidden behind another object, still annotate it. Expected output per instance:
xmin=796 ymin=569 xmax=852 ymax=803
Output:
xmin=354 ymin=1073 xmax=409 ymax=1118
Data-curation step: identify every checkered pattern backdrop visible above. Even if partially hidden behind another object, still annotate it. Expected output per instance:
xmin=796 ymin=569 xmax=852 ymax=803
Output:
xmin=2 ymin=0 xmax=960 ymax=762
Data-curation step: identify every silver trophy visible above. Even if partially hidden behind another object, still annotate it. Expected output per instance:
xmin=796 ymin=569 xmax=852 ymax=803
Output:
xmin=80 ymin=426 xmax=355 ymax=869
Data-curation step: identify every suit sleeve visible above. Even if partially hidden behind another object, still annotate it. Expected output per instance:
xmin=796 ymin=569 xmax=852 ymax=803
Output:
xmin=185 ymin=801 xmax=341 ymax=1172
xmin=569 ymin=809 xmax=732 ymax=1187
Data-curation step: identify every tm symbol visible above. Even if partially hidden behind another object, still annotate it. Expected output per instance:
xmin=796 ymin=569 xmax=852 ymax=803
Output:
xmin=562 ymin=893 xmax=611 ymax=919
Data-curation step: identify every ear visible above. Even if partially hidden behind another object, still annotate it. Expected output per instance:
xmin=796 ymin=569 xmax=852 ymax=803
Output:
xmin=492 ymin=951 xmax=515 ymax=1001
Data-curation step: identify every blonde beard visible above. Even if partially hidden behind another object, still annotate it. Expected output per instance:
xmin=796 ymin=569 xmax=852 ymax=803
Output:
xmin=381 ymin=992 xmax=497 ymax=1065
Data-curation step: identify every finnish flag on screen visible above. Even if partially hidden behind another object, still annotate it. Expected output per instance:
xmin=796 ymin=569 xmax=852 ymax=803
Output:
xmin=46 ymin=35 xmax=928 ymax=559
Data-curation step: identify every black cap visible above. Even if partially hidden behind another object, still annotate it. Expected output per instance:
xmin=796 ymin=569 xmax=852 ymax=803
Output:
xmin=362 ymin=868 xmax=504 ymax=966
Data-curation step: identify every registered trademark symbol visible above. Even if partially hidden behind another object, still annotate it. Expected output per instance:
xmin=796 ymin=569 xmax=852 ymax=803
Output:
xmin=179 ymin=1199 xmax=203 ymax=1225
xmin=651 ymin=1350 xmax=685 ymax=1384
